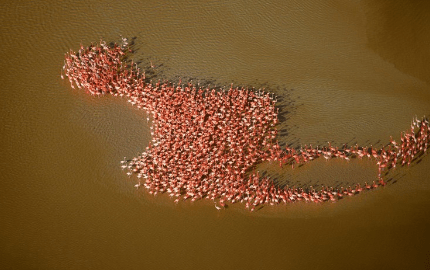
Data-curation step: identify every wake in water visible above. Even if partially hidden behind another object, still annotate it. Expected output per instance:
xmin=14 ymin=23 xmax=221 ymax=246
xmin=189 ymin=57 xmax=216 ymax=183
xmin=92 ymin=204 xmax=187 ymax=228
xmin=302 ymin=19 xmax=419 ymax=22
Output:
xmin=62 ymin=39 xmax=430 ymax=211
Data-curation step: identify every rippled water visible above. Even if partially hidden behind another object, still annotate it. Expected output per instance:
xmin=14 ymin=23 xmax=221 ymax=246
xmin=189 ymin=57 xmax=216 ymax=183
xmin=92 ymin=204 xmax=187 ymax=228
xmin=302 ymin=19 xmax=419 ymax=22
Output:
xmin=1 ymin=0 xmax=430 ymax=269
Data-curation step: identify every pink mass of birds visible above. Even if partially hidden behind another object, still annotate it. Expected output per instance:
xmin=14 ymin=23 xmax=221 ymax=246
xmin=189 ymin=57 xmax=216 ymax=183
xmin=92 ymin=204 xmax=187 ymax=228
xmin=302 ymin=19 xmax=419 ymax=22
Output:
xmin=62 ymin=39 xmax=430 ymax=211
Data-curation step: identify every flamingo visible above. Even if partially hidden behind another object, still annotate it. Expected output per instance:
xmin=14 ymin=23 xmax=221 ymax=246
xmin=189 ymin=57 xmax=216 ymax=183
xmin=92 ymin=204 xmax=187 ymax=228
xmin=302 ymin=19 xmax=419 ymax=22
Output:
xmin=214 ymin=202 xmax=222 ymax=210
xmin=64 ymin=40 xmax=430 ymax=211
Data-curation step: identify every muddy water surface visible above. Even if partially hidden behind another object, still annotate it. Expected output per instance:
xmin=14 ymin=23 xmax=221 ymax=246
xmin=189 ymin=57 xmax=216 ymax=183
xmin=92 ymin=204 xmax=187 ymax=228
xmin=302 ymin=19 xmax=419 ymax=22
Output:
xmin=1 ymin=0 xmax=430 ymax=269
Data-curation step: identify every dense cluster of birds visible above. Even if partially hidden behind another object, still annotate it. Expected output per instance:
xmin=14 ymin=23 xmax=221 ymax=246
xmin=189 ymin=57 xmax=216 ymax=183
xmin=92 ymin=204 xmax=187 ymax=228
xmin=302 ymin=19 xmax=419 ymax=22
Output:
xmin=62 ymin=39 xmax=430 ymax=211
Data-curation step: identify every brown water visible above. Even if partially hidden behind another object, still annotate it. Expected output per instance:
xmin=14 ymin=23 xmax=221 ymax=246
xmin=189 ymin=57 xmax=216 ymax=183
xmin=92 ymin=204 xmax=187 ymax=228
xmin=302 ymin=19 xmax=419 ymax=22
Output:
xmin=1 ymin=0 xmax=430 ymax=269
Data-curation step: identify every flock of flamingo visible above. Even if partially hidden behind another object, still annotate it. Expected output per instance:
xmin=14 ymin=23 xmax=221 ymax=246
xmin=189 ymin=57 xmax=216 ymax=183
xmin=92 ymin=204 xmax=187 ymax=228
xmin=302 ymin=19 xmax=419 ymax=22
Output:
xmin=62 ymin=39 xmax=430 ymax=211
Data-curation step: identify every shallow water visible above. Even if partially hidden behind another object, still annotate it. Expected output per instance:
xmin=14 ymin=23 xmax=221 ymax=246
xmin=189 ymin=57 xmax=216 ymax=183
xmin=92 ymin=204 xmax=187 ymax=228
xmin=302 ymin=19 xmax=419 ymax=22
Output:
xmin=1 ymin=0 xmax=430 ymax=269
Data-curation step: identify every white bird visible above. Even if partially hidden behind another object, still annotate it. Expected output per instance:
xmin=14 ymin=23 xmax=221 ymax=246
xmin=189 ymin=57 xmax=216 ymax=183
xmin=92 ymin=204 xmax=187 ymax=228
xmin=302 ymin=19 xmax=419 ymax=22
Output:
xmin=214 ymin=202 xmax=221 ymax=210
